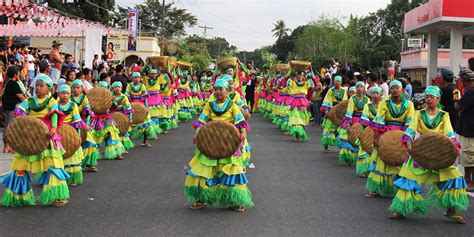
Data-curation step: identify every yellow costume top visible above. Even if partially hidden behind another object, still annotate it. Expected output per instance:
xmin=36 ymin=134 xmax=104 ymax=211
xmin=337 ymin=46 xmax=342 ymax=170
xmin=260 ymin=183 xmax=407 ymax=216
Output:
xmin=321 ymin=87 xmax=348 ymax=112
xmin=372 ymin=97 xmax=415 ymax=131
xmin=286 ymin=78 xmax=314 ymax=95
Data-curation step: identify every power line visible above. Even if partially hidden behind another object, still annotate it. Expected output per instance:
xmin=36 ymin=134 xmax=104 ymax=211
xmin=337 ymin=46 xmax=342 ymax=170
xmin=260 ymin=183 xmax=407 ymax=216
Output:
xmin=198 ymin=25 xmax=213 ymax=38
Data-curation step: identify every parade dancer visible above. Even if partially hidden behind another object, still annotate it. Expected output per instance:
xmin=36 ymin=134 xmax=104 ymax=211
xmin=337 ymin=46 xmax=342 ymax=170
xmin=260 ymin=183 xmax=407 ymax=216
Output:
xmin=338 ymin=81 xmax=369 ymax=166
xmin=0 ymin=75 xmax=70 ymax=207
xmin=365 ymin=80 xmax=414 ymax=198
xmin=389 ymin=86 xmax=469 ymax=224
xmin=70 ymin=80 xmax=101 ymax=172
xmin=357 ymin=87 xmax=382 ymax=177
xmin=321 ymin=76 xmax=347 ymax=150
xmin=57 ymin=85 xmax=86 ymax=186
xmin=126 ymin=72 xmax=157 ymax=146
xmin=157 ymin=69 xmax=175 ymax=133
xmin=111 ymin=81 xmax=135 ymax=151
xmin=185 ymin=79 xmax=253 ymax=212
xmin=286 ymin=70 xmax=315 ymax=142
xmin=176 ymin=69 xmax=194 ymax=122
xmin=142 ymin=68 xmax=165 ymax=135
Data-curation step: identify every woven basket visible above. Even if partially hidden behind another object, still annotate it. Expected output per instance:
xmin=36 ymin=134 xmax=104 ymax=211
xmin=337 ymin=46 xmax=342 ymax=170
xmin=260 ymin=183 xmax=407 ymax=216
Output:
xmin=178 ymin=61 xmax=193 ymax=70
xmin=378 ymin=130 xmax=406 ymax=166
xmin=412 ymin=133 xmax=459 ymax=171
xmin=59 ymin=124 xmax=81 ymax=159
xmin=274 ymin=64 xmax=290 ymax=73
xmin=5 ymin=117 xmax=50 ymax=156
xmin=290 ymin=60 xmax=311 ymax=72
xmin=196 ymin=121 xmax=241 ymax=159
xmin=111 ymin=112 xmax=130 ymax=136
xmin=131 ymin=102 xmax=148 ymax=125
xmin=360 ymin=127 xmax=375 ymax=153
xmin=87 ymin=87 xmax=113 ymax=114
xmin=348 ymin=123 xmax=363 ymax=146
xmin=218 ymin=57 xmax=238 ymax=71
xmin=148 ymin=56 xmax=169 ymax=72
xmin=168 ymin=57 xmax=178 ymax=71
xmin=78 ymin=127 xmax=88 ymax=145
xmin=328 ymin=100 xmax=348 ymax=126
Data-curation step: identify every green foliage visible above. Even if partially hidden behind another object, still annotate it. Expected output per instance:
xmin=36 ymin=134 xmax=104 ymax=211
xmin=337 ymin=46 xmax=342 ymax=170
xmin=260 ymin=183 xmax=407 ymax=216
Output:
xmin=272 ymin=20 xmax=290 ymax=39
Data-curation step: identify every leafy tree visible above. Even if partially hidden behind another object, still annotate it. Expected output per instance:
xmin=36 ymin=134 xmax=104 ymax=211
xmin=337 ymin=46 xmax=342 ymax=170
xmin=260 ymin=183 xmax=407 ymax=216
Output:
xmin=272 ymin=20 xmax=290 ymax=39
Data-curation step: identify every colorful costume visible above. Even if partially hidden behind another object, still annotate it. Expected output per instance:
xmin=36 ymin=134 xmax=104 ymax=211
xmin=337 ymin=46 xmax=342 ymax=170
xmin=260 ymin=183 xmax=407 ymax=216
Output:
xmin=286 ymin=77 xmax=314 ymax=141
xmin=185 ymin=79 xmax=253 ymax=208
xmin=58 ymin=98 xmax=86 ymax=185
xmin=1 ymin=84 xmax=70 ymax=207
xmin=110 ymin=88 xmax=135 ymax=150
xmin=338 ymin=93 xmax=370 ymax=165
xmin=356 ymin=101 xmax=379 ymax=176
xmin=70 ymin=91 xmax=101 ymax=168
xmin=90 ymin=103 xmax=126 ymax=160
xmin=389 ymin=87 xmax=469 ymax=217
xmin=143 ymin=73 xmax=165 ymax=135
xmin=366 ymin=91 xmax=414 ymax=197
xmin=177 ymin=73 xmax=194 ymax=121
xmin=157 ymin=72 xmax=175 ymax=131
xmin=126 ymin=81 xmax=157 ymax=140
xmin=321 ymin=82 xmax=347 ymax=147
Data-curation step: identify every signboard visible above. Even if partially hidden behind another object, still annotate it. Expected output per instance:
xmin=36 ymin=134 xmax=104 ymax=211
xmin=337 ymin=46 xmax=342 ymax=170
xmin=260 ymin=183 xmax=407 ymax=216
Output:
xmin=107 ymin=36 xmax=123 ymax=65
xmin=84 ymin=29 xmax=103 ymax=69
xmin=407 ymin=38 xmax=423 ymax=48
xmin=127 ymin=8 xmax=138 ymax=51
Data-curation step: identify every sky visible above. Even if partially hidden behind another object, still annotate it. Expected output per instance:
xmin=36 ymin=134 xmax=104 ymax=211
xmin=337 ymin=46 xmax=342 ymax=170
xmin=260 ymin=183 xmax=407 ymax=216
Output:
xmin=116 ymin=0 xmax=391 ymax=51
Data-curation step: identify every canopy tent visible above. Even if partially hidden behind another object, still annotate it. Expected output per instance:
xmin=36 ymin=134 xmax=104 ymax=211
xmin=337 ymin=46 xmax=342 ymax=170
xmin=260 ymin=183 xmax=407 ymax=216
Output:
xmin=0 ymin=1 xmax=127 ymax=37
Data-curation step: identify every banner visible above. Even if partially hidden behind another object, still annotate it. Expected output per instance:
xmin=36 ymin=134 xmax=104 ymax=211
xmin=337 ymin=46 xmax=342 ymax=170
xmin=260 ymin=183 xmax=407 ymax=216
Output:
xmin=128 ymin=8 xmax=138 ymax=51
xmin=84 ymin=29 xmax=103 ymax=69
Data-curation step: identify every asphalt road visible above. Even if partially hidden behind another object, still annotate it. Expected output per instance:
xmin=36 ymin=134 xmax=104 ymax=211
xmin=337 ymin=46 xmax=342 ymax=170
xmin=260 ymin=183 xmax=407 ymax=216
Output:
xmin=0 ymin=115 xmax=473 ymax=236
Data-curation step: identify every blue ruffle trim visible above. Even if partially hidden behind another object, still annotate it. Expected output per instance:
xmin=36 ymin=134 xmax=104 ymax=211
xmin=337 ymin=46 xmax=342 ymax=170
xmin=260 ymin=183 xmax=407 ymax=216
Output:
xmin=358 ymin=153 xmax=370 ymax=160
xmin=0 ymin=171 xmax=32 ymax=195
xmin=438 ymin=177 xmax=468 ymax=191
xmin=105 ymin=137 xmax=121 ymax=146
xmin=206 ymin=173 xmax=249 ymax=187
xmin=338 ymin=140 xmax=359 ymax=153
xmin=38 ymin=168 xmax=70 ymax=185
xmin=82 ymin=141 xmax=99 ymax=149
xmin=393 ymin=177 xmax=424 ymax=194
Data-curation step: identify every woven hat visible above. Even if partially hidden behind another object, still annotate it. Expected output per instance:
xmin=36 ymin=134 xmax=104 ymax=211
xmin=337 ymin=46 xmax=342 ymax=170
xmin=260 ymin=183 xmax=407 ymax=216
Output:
xmin=5 ymin=117 xmax=50 ymax=156
xmin=87 ymin=87 xmax=113 ymax=114
xmin=178 ymin=61 xmax=193 ymax=70
xmin=168 ymin=57 xmax=178 ymax=71
xmin=360 ymin=127 xmax=375 ymax=153
xmin=196 ymin=121 xmax=241 ymax=159
xmin=111 ymin=112 xmax=131 ymax=136
xmin=59 ymin=124 xmax=81 ymax=159
xmin=328 ymin=100 xmax=348 ymax=126
xmin=217 ymin=57 xmax=238 ymax=72
xmin=131 ymin=102 xmax=148 ymax=125
xmin=148 ymin=56 xmax=169 ymax=72
xmin=348 ymin=123 xmax=363 ymax=146
xmin=412 ymin=133 xmax=458 ymax=171
xmin=290 ymin=60 xmax=311 ymax=72
xmin=377 ymin=130 xmax=406 ymax=166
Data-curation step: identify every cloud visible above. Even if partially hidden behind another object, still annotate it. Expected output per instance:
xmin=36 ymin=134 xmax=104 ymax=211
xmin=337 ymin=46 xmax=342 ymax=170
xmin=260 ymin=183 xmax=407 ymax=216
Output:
xmin=116 ymin=0 xmax=390 ymax=51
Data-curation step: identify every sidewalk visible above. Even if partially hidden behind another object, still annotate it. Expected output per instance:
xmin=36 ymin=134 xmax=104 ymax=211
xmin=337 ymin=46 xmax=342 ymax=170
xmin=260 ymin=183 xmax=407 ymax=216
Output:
xmin=0 ymin=129 xmax=13 ymax=176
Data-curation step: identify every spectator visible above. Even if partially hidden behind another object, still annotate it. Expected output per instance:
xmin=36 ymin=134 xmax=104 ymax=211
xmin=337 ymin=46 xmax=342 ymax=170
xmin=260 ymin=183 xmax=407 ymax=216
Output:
xmin=440 ymin=69 xmax=458 ymax=131
xmin=49 ymin=40 xmax=64 ymax=88
xmin=455 ymin=69 xmax=474 ymax=192
xmin=26 ymin=49 xmax=36 ymax=82
xmin=245 ymin=73 xmax=256 ymax=113
xmin=82 ymin=68 xmax=94 ymax=92
xmin=405 ymin=76 xmax=413 ymax=99
xmin=311 ymin=78 xmax=323 ymax=126
xmin=2 ymin=66 xmax=26 ymax=153
xmin=111 ymin=64 xmax=128 ymax=93
xmin=379 ymin=74 xmax=389 ymax=99
xmin=99 ymin=72 xmax=110 ymax=84
xmin=31 ymin=60 xmax=51 ymax=96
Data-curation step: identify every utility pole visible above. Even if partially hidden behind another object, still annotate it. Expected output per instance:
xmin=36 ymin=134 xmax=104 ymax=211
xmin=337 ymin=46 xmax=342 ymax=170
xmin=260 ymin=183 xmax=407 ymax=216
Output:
xmin=198 ymin=25 xmax=213 ymax=38
xmin=161 ymin=0 xmax=165 ymax=36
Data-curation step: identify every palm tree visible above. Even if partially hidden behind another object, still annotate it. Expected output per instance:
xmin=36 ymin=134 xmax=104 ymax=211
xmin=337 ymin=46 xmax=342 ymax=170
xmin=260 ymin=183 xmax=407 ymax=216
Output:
xmin=272 ymin=20 xmax=290 ymax=39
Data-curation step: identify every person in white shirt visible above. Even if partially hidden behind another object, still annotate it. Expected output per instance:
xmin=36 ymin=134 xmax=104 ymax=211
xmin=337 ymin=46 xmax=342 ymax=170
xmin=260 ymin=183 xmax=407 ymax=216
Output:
xmin=81 ymin=68 xmax=94 ymax=92
xmin=26 ymin=52 xmax=36 ymax=81
xmin=379 ymin=74 xmax=389 ymax=99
